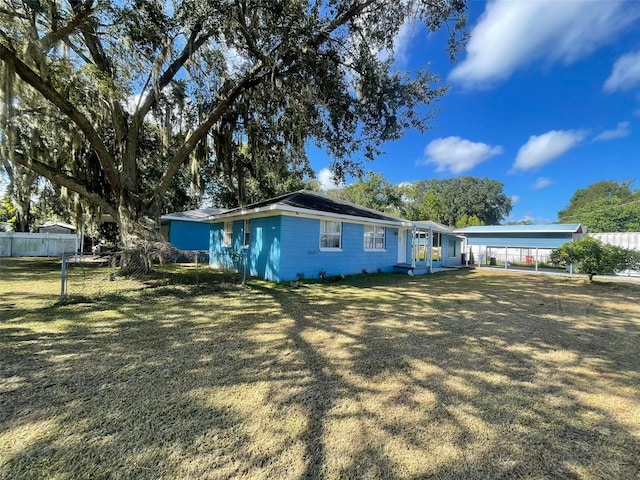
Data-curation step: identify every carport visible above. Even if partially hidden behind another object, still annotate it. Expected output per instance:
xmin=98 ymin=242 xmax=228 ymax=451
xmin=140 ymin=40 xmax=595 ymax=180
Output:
xmin=454 ymin=224 xmax=586 ymax=271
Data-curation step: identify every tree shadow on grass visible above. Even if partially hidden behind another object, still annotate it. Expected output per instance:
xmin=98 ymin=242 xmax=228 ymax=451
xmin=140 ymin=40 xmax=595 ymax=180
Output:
xmin=262 ymin=271 xmax=640 ymax=479
xmin=1 ymin=287 xmax=310 ymax=479
xmin=1 ymin=270 xmax=639 ymax=479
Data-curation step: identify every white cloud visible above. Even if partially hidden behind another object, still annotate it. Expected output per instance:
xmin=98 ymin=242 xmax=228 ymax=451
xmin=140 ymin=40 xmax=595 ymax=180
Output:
xmin=419 ymin=136 xmax=503 ymax=174
xmin=450 ymin=0 xmax=640 ymax=88
xmin=634 ymin=108 xmax=640 ymax=117
xmin=510 ymin=195 xmax=520 ymax=205
xmin=392 ymin=22 xmax=417 ymax=66
xmin=317 ymin=168 xmax=339 ymax=191
xmin=593 ymin=121 xmax=631 ymax=141
xmin=604 ymin=51 xmax=640 ymax=92
xmin=532 ymin=177 xmax=552 ymax=190
xmin=512 ymin=130 xmax=585 ymax=171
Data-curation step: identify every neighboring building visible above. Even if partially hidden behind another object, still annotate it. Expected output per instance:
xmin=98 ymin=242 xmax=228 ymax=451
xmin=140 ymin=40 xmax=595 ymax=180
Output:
xmin=160 ymin=207 xmax=227 ymax=251
xmin=37 ymin=221 xmax=76 ymax=234
xmin=589 ymin=232 xmax=640 ymax=251
xmin=207 ymin=190 xmax=463 ymax=282
xmin=454 ymin=224 xmax=586 ymax=266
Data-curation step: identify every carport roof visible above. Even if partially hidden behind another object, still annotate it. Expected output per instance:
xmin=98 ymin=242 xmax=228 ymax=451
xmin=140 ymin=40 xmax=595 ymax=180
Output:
xmin=454 ymin=224 xmax=585 ymax=234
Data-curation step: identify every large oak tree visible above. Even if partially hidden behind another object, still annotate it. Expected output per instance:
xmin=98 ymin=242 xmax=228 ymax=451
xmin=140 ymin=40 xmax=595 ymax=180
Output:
xmin=0 ymin=0 xmax=467 ymax=271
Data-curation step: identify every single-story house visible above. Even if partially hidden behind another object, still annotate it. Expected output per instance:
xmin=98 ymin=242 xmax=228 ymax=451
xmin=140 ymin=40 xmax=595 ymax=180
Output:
xmin=160 ymin=207 xmax=227 ymax=250
xmin=37 ymin=221 xmax=76 ymax=234
xmin=206 ymin=190 xmax=463 ymax=282
xmin=454 ymin=223 xmax=586 ymax=266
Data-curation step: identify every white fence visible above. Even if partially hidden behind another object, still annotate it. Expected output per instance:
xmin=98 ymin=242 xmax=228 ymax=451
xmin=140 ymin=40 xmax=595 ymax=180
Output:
xmin=0 ymin=232 xmax=79 ymax=257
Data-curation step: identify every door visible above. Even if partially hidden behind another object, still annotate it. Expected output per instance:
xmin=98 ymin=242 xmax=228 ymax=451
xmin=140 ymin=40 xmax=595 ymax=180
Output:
xmin=397 ymin=229 xmax=407 ymax=263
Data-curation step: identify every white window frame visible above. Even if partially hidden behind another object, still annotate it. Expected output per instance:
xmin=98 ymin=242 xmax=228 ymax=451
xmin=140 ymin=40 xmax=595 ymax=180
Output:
xmin=320 ymin=220 xmax=342 ymax=250
xmin=364 ymin=225 xmax=385 ymax=251
xmin=243 ymin=219 xmax=250 ymax=247
xmin=223 ymin=221 xmax=233 ymax=247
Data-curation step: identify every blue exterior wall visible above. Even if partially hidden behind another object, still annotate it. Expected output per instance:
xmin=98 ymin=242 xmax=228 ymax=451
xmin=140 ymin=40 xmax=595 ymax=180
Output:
xmin=278 ymin=215 xmax=399 ymax=281
xmin=441 ymin=234 xmax=463 ymax=267
xmin=167 ymin=220 xmax=211 ymax=250
xmin=210 ymin=220 xmax=247 ymax=272
xmin=465 ymin=232 xmax=573 ymax=249
xmin=209 ymin=213 xmax=410 ymax=282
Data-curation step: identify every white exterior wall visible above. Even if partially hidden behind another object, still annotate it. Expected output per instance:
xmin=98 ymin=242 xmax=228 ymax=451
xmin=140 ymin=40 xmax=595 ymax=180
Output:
xmin=589 ymin=232 xmax=640 ymax=251
xmin=0 ymin=233 xmax=79 ymax=257
xmin=589 ymin=232 xmax=640 ymax=276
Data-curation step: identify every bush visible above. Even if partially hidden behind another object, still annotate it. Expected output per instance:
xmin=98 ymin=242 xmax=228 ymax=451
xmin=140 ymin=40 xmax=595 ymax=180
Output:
xmin=550 ymin=237 xmax=639 ymax=281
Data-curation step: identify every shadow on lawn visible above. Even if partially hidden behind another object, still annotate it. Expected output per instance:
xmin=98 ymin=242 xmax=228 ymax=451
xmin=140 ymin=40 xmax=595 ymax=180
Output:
xmin=1 ymin=270 xmax=639 ymax=479
xmin=263 ymin=271 xmax=640 ymax=479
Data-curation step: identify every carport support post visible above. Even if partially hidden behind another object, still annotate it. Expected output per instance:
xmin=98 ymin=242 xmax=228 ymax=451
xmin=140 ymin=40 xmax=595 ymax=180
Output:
xmin=505 ymin=246 xmax=508 ymax=270
xmin=535 ymin=247 xmax=539 ymax=272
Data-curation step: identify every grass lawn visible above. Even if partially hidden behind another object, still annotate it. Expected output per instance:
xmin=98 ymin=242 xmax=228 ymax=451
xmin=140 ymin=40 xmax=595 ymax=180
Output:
xmin=1 ymin=258 xmax=639 ymax=479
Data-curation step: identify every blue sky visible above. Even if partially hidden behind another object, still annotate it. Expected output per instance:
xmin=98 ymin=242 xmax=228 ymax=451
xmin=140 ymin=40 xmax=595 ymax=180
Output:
xmin=311 ymin=0 xmax=640 ymax=224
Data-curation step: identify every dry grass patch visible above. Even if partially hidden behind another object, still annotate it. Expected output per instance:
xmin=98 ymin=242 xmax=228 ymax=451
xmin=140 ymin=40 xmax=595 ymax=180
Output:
xmin=1 ymin=259 xmax=639 ymax=479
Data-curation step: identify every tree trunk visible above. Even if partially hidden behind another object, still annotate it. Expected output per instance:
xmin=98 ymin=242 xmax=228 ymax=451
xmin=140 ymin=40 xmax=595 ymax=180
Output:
xmin=117 ymin=204 xmax=172 ymax=275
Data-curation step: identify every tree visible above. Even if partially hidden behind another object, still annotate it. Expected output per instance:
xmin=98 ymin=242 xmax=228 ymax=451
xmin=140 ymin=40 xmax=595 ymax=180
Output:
xmin=549 ymin=236 xmax=640 ymax=281
xmin=327 ymin=172 xmax=403 ymax=214
xmin=0 ymin=0 xmax=468 ymax=272
xmin=0 ymin=195 xmax=16 ymax=224
xmin=401 ymin=177 xmax=511 ymax=224
xmin=455 ymin=214 xmax=483 ymax=228
xmin=558 ymin=180 xmax=640 ymax=232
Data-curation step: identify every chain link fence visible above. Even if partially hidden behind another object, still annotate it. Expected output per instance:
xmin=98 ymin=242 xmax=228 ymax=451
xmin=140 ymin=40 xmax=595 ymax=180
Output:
xmin=60 ymin=249 xmax=247 ymax=300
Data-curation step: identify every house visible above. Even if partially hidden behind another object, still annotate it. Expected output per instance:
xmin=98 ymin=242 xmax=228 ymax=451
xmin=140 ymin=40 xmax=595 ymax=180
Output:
xmin=454 ymin=223 xmax=586 ymax=266
xmin=37 ymin=221 xmax=76 ymax=234
xmin=160 ymin=207 xmax=227 ymax=251
xmin=206 ymin=190 xmax=463 ymax=282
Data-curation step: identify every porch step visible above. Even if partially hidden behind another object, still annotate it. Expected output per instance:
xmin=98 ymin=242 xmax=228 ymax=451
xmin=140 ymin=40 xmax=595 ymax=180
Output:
xmin=393 ymin=263 xmax=431 ymax=275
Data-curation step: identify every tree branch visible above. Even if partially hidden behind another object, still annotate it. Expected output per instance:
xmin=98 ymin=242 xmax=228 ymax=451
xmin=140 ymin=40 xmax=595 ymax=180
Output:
xmin=154 ymin=61 xmax=266 ymax=201
xmin=0 ymin=6 xmax=29 ymax=20
xmin=0 ymin=43 xmax=121 ymax=196
xmin=10 ymin=152 xmax=116 ymax=217
xmin=154 ymin=1 xmax=380 ymax=204
xmin=67 ymin=0 xmax=128 ymax=158
xmin=40 ymin=1 xmax=95 ymax=52
xmin=133 ymin=25 xmax=208 ymax=122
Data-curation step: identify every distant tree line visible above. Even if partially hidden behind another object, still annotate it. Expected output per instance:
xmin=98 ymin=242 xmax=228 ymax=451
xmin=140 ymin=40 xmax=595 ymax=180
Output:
xmin=557 ymin=180 xmax=640 ymax=232
xmin=326 ymin=173 xmax=513 ymax=226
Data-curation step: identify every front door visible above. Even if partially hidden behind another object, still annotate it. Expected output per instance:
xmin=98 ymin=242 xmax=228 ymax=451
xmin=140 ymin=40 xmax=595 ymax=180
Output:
xmin=397 ymin=229 xmax=407 ymax=263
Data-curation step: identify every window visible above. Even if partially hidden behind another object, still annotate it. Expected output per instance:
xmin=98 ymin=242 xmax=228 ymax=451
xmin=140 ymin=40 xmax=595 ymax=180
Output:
xmin=320 ymin=221 xmax=341 ymax=249
xmin=364 ymin=225 xmax=385 ymax=250
xmin=223 ymin=221 xmax=233 ymax=247
xmin=244 ymin=219 xmax=250 ymax=246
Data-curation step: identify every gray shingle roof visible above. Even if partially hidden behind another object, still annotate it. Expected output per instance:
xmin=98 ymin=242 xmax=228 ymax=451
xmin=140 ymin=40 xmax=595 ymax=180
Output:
xmin=222 ymin=190 xmax=409 ymax=224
